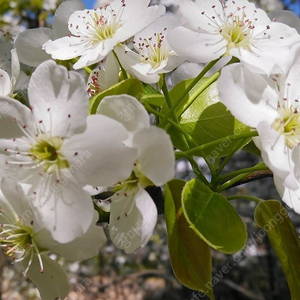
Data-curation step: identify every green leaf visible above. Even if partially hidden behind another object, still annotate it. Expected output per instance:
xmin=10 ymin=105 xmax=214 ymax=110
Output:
xmin=254 ymin=200 xmax=300 ymax=299
xmin=141 ymin=94 xmax=165 ymax=107
xmin=89 ymin=78 xmax=142 ymax=114
xmin=163 ymin=77 xmax=250 ymax=156
xmin=182 ymin=178 xmax=247 ymax=253
xmin=165 ymin=179 xmax=214 ymax=299
xmin=179 ymin=80 xmax=250 ymax=158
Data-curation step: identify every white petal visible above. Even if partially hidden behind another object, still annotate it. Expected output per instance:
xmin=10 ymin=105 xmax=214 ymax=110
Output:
xmin=235 ymin=23 xmax=300 ymax=75
xmin=28 ymin=60 xmax=88 ymax=137
xmin=97 ymin=94 xmax=150 ymax=132
xmin=10 ymin=49 xmax=20 ymax=91
xmin=72 ymin=39 xmax=118 ymax=69
xmin=35 ymin=211 xmax=106 ymax=261
xmin=274 ymin=175 xmax=300 ymax=214
xmin=52 ymin=0 xmax=85 ymax=38
xmin=0 ymin=97 xmax=34 ymax=141
xmin=63 ymin=115 xmax=137 ymax=187
xmin=114 ymin=5 xmax=166 ymax=42
xmin=257 ymin=120 xmax=298 ymax=190
xmin=0 ymin=177 xmax=37 ymax=225
xmin=33 ymin=175 xmax=95 ymax=243
xmin=171 ymin=61 xmax=204 ymax=86
xmin=167 ymin=27 xmax=226 ymax=63
xmin=132 ymin=126 xmax=175 ymax=186
xmin=24 ymin=254 xmax=69 ymax=300
xmin=218 ymin=63 xmax=279 ymax=128
xmin=43 ymin=36 xmax=87 ymax=61
xmin=0 ymin=69 xmax=11 ymax=96
xmin=268 ymin=10 xmax=300 ymax=33
xmin=111 ymin=0 xmax=151 ymax=20
xmin=134 ymin=14 xmax=182 ymax=44
xmin=14 ymin=28 xmax=54 ymax=67
xmin=115 ymin=46 xmax=160 ymax=84
xmin=109 ymin=186 xmax=157 ymax=253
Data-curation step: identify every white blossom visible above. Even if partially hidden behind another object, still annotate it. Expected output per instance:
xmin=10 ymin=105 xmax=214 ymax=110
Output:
xmin=168 ymin=0 xmax=300 ymax=75
xmin=97 ymin=95 xmax=174 ymax=252
xmin=218 ymin=53 xmax=300 ymax=213
xmin=0 ymin=60 xmax=136 ymax=242
xmin=43 ymin=0 xmax=166 ymax=69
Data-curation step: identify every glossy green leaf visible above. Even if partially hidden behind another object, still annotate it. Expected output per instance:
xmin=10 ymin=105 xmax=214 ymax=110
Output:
xmin=182 ymin=178 xmax=247 ymax=253
xmin=179 ymin=80 xmax=250 ymax=158
xmin=165 ymin=179 xmax=214 ymax=299
xmin=162 ymin=77 xmax=250 ymax=156
xmin=141 ymin=94 xmax=165 ymax=107
xmin=89 ymin=78 xmax=142 ymax=114
xmin=254 ymin=200 xmax=300 ymax=299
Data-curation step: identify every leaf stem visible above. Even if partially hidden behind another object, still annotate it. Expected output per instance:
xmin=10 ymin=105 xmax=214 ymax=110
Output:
xmin=159 ymin=59 xmax=221 ymax=128
xmin=227 ymin=195 xmax=263 ymax=204
xmin=184 ymin=131 xmax=258 ymax=156
xmin=112 ymin=49 xmax=128 ymax=79
xmin=175 ymin=151 xmax=212 ymax=188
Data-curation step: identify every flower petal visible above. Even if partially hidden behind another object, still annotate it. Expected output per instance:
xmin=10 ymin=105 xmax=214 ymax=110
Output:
xmin=167 ymin=27 xmax=226 ymax=63
xmin=52 ymin=0 xmax=85 ymax=38
xmin=115 ymin=46 xmax=160 ymax=84
xmin=114 ymin=5 xmax=166 ymax=42
xmin=0 ymin=97 xmax=34 ymax=141
xmin=257 ymin=120 xmax=298 ymax=190
xmin=97 ymin=95 xmax=150 ymax=132
xmin=35 ymin=211 xmax=106 ymax=261
xmin=132 ymin=126 xmax=175 ymax=186
xmin=0 ymin=69 xmax=11 ymax=96
xmin=14 ymin=28 xmax=54 ymax=67
xmin=274 ymin=175 xmax=300 ymax=214
xmin=218 ymin=63 xmax=279 ymax=128
xmin=24 ymin=254 xmax=69 ymax=300
xmin=109 ymin=186 xmax=157 ymax=253
xmin=28 ymin=60 xmax=88 ymax=137
xmin=32 ymin=174 xmax=95 ymax=243
xmin=43 ymin=35 xmax=88 ymax=61
xmin=63 ymin=114 xmax=137 ymax=187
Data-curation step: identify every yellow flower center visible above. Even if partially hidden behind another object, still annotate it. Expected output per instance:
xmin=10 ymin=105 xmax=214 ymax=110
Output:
xmin=29 ymin=135 xmax=69 ymax=174
xmin=272 ymin=107 xmax=300 ymax=149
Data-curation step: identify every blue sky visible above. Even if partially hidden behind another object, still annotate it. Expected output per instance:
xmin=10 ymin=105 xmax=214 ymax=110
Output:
xmin=283 ymin=0 xmax=300 ymax=16
xmin=83 ymin=0 xmax=95 ymax=9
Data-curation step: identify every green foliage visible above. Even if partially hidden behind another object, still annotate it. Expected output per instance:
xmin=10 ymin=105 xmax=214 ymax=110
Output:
xmin=165 ymin=179 xmax=214 ymax=300
xmin=89 ymin=78 xmax=143 ymax=114
xmin=162 ymin=77 xmax=250 ymax=157
xmin=182 ymin=178 xmax=247 ymax=253
xmin=255 ymin=200 xmax=300 ymax=299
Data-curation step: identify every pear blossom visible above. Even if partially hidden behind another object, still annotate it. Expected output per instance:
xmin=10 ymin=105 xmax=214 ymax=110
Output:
xmin=114 ymin=14 xmax=184 ymax=84
xmin=0 ymin=32 xmax=20 ymax=96
xmin=0 ymin=177 xmax=106 ymax=300
xmin=15 ymin=0 xmax=85 ymax=67
xmin=97 ymin=95 xmax=175 ymax=253
xmin=87 ymin=52 xmax=119 ymax=96
xmin=217 ymin=57 xmax=300 ymax=213
xmin=167 ymin=0 xmax=300 ymax=75
xmin=0 ymin=60 xmax=137 ymax=242
xmin=43 ymin=0 xmax=166 ymax=69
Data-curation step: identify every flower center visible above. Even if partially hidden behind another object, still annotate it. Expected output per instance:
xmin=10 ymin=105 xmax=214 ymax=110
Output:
xmin=221 ymin=14 xmax=253 ymax=52
xmin=29 ymin=135 xmax=69 ymax=174
xmin=272 ymin=107 xmax=300 ymax=149
xmin=136 ymin=30 xmax=173 ymax=69
xmin=71 ymin=5 xmax=124 ymax=46
xmin=0 ymin=220 xmax=33 ymax=259
xmin=0 ymin=213 xmax=45 ymax=275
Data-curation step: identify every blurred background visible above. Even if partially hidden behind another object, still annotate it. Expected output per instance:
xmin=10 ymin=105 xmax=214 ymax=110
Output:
xmin=0 ymin=0 xmax=300 ymax=299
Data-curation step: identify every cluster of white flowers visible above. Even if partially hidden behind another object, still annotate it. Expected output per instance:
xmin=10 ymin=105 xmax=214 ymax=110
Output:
xmin=1 ymin=0 xmax=176 ymax=298
xmin=1 ymin=0 xmax=300 ymax=298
